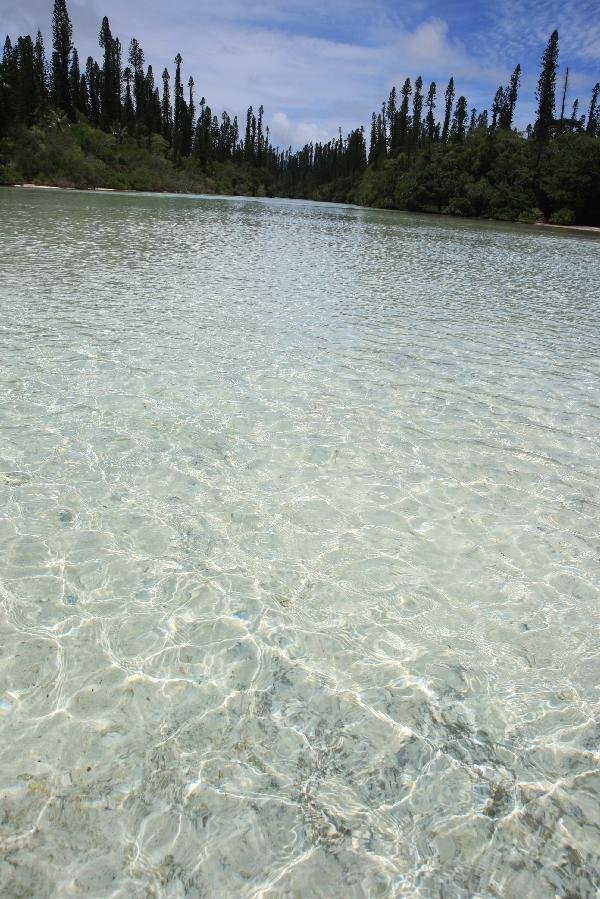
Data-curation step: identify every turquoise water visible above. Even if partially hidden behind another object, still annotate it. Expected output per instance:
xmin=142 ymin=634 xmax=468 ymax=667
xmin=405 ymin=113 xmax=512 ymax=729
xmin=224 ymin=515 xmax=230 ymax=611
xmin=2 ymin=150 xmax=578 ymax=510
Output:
xmin=1 ymin=187 xmax=599 ymax=897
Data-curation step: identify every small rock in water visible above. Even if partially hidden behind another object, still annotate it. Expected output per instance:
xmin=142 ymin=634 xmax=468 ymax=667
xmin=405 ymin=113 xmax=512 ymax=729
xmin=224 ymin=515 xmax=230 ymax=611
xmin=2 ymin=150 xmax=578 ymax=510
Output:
xmin=5 ymin=472 xmax=31 ymax=486
xmin=483 ymin=783 xmax=513 ymax=818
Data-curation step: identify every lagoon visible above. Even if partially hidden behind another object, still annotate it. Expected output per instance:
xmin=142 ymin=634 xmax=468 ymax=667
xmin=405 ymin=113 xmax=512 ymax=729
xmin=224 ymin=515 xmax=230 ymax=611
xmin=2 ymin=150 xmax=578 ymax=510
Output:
xmin=1 ymin=187 xmax=600 ymax=897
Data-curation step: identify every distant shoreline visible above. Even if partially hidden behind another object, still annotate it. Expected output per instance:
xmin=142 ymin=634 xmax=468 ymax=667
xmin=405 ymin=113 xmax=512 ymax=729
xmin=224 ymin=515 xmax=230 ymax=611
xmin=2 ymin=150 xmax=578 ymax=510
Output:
xmin=536 ymin=222 xmax=600 ymax=234
xmin=15 ymin=183 xmax=118 ymax=193
xmin=9 ymin=183 xmax=600 ymax=233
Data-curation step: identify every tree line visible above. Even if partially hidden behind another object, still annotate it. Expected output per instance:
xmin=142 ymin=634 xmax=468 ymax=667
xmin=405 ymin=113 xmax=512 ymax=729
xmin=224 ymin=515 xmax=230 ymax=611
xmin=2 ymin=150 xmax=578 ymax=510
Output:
xmin=1 ymin=0 xmax=599 ymax=223
xmin=0 ymin=0 xmax=367 ymax=181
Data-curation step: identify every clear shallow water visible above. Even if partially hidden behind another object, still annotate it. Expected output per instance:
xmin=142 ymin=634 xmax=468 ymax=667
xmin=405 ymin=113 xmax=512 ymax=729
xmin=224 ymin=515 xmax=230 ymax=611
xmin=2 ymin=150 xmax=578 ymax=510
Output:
xmin=1 ymin=187 xmax=599 ymax=898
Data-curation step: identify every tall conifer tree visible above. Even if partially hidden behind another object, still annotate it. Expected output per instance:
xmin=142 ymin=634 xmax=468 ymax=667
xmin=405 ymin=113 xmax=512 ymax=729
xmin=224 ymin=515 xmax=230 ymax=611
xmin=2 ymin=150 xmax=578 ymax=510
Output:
xmin=79 ymin=72 xmax=89 ymax=117
xmin=397 ymin=78 xmax=412 ymax=150
xmin=173 ymin=53 xmax=183 ymax=156
xmin=15 ymin=37 xmax=37 ymax=123
xmin=123 ymin=66 xmax=134 ymax=125
xmin=51 ymin=0 xmax=74 ymax=118
xmin=33 ymin=30 xmax=48 ymax=108
xmin=99 ymin=16 xmax=120 ymax=125
xmin=186 ymin=76 xmax=195 ymax=156
xmin=85 ymin=56 xmax=100 ymax=124
xmin=441 ymin=77 xmax=454 ymax=142
xmin=491 ymin=87 xmax=504 ymax=129
xmin=128 ymin=39 xmax=145 ymax=124
xmin=386 ymin=86 xmax=397 ymax=152
xmin=257 ymin=103 xmax=264 ymax=165
xmin=244 ymin=105 xmax=253 ymax=161
xmin=69 ymin=47 xmax=81 ymax=113
xmin=587 ymin=83 xmax=599 ymax=136
xmin=412 ymin=76 xmax=423 ymax=146
xmin=161 ymin=67 xmax=171 ymax=143
xmin=534 ymin=29 xmax=559 ymax=145
xmin=570 ymin=98 xmax=579 ymax=124
xmin=468 ymin=107 xmax=476 ymax=134
xmin=499 ymin=65 xmax=520 ymax=129
xmin=452 ymin=96 xmax=468 ymax=140
xmin=425 ymin=82 xmax=436 ymax=142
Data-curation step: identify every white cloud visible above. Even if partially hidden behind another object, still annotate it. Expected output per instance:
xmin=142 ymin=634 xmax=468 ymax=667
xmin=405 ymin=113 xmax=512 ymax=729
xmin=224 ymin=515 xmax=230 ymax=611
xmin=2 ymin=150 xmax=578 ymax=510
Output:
xmin=486 ymin=0 xmax=600 ymax=65
xmin=268 ymin=112 xmax=329 ymax=148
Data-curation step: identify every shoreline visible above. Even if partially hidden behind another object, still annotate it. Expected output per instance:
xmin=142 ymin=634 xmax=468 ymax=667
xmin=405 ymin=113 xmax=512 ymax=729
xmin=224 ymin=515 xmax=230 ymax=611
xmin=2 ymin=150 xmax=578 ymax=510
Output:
xmin=9 ymin=183 xmax=600 ymax=233
xmin=536 ymin=222 xmax=600 ymax=234
xmin=15 ymin=183 xmax=118 ymax=193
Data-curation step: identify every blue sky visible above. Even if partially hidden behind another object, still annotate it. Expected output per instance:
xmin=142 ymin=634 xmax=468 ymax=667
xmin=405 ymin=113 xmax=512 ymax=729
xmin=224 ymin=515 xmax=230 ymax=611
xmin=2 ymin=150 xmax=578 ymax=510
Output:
xmin=2 ymin=0 xmax=599 ymax=148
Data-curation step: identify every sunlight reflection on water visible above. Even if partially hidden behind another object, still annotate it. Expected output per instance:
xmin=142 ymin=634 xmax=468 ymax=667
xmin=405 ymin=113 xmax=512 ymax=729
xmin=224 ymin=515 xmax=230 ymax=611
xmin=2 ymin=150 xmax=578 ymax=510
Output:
xmin=1 ymin=187 xmax=599 ymax=897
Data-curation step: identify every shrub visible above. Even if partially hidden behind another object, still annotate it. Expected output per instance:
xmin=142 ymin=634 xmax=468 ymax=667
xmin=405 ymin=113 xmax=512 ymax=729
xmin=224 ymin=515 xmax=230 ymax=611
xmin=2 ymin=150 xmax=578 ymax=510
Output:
xmin=517 ymin=207 xmax=543 ymax=223
xmin=0 ymin=162 xmax=22 ymax=184
xmin=446 ymin=195 xmax=474 ymax=217
xmin=549 ymin=207 xmax=575 ymax=226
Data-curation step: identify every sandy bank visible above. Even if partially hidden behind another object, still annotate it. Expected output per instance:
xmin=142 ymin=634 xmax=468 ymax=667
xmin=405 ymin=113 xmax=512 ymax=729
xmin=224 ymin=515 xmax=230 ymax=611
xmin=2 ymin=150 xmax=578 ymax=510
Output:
xmin=536 ymin=222 xmax=600 ymax=234
xmin=14 ymin=183 xmax=117 ymax=192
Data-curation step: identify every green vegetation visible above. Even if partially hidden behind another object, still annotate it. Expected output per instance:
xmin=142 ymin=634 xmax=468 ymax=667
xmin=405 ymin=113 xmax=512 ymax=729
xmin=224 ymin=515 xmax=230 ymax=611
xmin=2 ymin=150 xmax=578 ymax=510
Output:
xmin=1 ymin=2 xmax=599 ymax=224
xmin=0 ymin=120 xmax=276 ymax=195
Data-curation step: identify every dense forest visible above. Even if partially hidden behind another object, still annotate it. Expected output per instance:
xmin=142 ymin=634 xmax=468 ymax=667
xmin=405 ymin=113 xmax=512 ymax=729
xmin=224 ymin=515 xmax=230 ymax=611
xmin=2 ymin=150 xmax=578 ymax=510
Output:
xmin=1 ymin=0 xmax=599 ymax=224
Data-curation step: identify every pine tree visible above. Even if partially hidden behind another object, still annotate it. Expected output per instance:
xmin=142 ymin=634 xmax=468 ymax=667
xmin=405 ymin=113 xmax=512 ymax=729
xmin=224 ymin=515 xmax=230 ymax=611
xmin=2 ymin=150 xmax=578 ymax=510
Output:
xmin=587 ymin=83 xmax=599 ymax=136
xmin=128 ymin=39 xmax=145 ymax=125
xmin=79 ymin=72 xmax=89 ymax=117
xmin=0 ymin=38 xmax=16 ymax=133
xmin=499 ymin=65 xmax=520 ymax=129
xmin=368 ymin=111 xmax=377 ymax=165
xmin=244 ymin=105 xmax=253 ymax=161
xmin=386 ymin=86 xmax=397 ymax=152
xmin=69 ymin=47 xmax=81 ymax=114
xmin=33 ymin=31 xmax=48 ymax=108
xmin=379 ymin=100 xmax=387 ymax=157
xmin=123 ymin=66 xmax=134 ymax=125
xmin=452 ymin=96 xmax=468 ymax=140
xmin=161 ymin=67 xmax=171 ymax=143
xmin=412 ymin=76 xmax=423 ymax=146
xmin=257 ymin=104 xmax=264 ymax=165
xmin=534 ymin=29 xmax=559 ymax=144
xmin=491 ymin=86 xmax=504 ymax=129
xmin=251 ymin=111 xmax=257 ymax=162
xmin=559 ymin=67 xmax=569 ymax=130
xmin=441 ymin=77 xmax=454 ymax=142
xmin=468 ymin=107 xmax=476 ymax=134
xmin=85 ymin=56 xmax=100 ymax=124
xmin=186 ymin=76 xmax=195 ymax=156
xmin=145 ymin=65 xmax=161 ymax=133
xmin=425 ymin=82 xmax=436 ymax=142
xmin=152 ymin=85 xmax=161 ymax=133
xmin=14 ymin=37 xmax=37 ymax=123
xmin=570 ymin=98 xmax=579 ymax=126
xmin=113 ymin=38 xmax=122 ymax=116
xmin=2 ymin=36 xmax=15 ymax=70
xmin=233 ymin=116 xmax=240 ymax=159
xmin=397 ymin=77 xmax=412 ymax=150
xmin=99 ymin=16 xmax=120 ymax=125
xmin=193 ymin=96 xmax=208 ymax=166
xmin=51 ymin=0 xmax=74 ymax=119
xmin=173 ymin=53 xmax=184 ymax=156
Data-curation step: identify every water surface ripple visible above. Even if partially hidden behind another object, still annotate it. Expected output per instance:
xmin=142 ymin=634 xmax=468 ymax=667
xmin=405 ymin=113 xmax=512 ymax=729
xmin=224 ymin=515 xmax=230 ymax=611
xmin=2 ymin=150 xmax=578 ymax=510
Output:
xmin=1 ymin=188 xmax=600 ymax=898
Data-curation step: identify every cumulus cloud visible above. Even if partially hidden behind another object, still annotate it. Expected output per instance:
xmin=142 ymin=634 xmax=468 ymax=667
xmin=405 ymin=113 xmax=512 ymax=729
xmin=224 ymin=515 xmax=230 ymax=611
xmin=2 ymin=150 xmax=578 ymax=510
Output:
xmin=268 ymin=112 xmax=332 ymax=148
